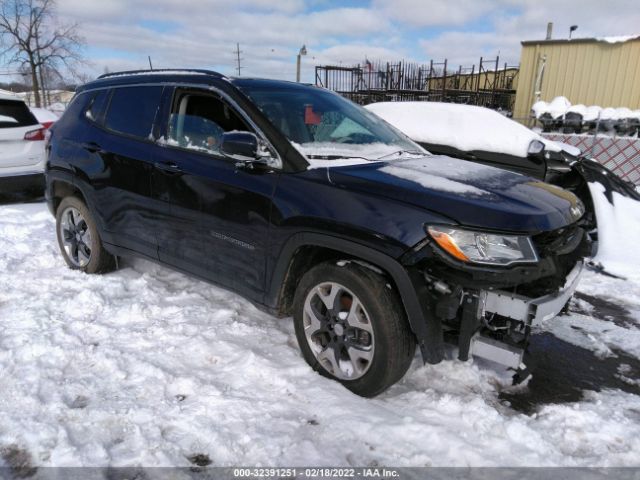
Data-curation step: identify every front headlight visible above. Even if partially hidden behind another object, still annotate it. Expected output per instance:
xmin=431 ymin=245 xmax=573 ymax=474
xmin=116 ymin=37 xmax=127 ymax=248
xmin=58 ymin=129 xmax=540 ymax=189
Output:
xmin=426 ymin=226 xmax=538 ymax=266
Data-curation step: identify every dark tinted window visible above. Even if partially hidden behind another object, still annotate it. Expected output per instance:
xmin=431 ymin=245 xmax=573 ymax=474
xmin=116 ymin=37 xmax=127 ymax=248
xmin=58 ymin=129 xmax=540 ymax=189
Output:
xmin=104 ymin=86 xmax=162 ymax=138
xmin=85 ymin=89 xmax=111 ymax=123
xmin=0 ymin=99 xmax=39 ymax=129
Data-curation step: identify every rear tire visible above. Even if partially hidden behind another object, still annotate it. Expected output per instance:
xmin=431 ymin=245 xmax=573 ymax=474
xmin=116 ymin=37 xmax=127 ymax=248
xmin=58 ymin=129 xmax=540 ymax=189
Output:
xmin=55 ymin=196 xmax=116 ymax=274
xmin=293 ymin=261 xmax=416 ymax=397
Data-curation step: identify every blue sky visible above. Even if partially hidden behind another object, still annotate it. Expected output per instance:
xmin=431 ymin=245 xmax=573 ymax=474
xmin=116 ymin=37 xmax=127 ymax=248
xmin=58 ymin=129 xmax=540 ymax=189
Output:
xmin=4 ymin=0 xmax=640 ymax=82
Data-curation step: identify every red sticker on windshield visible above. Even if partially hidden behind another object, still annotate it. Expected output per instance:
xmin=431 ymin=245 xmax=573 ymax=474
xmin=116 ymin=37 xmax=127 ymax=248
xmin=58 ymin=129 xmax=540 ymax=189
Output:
xmin=304 ymin=105 xmax=322 ymax=125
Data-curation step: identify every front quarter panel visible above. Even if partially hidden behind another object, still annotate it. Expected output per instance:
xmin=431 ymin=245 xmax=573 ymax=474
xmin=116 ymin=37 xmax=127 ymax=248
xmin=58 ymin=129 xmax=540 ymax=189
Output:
xmin=268 ymin=167 xmax=455 ymax=264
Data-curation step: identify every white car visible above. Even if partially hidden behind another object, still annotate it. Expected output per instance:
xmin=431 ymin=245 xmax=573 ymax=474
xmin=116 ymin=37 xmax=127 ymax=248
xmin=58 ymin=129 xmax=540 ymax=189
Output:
xmin=0 ymin=91 xmax=47 ymax=194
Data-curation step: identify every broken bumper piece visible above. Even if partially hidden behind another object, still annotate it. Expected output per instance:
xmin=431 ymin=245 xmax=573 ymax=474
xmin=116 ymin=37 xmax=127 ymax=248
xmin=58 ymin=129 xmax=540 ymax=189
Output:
xmin=469 ymin=262 xmax=583 ymax=377
xmin=482 ymin=261 xmax=584 ymax=328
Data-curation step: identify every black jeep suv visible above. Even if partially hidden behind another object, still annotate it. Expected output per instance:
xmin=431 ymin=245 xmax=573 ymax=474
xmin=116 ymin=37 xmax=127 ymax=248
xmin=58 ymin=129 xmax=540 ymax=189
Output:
xmin=45 ymin=69 xmax=590 ymax=396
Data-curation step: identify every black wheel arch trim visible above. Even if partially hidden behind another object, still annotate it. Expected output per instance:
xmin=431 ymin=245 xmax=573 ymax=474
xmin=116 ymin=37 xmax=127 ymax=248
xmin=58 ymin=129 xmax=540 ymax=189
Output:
xmin=266 ymin=232 xmax=444 ymax=364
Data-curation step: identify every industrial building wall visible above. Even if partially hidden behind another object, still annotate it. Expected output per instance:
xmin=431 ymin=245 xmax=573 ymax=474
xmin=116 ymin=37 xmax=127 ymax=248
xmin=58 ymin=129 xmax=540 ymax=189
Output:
xmin=513 ymin=39 xmax=640 ymax=119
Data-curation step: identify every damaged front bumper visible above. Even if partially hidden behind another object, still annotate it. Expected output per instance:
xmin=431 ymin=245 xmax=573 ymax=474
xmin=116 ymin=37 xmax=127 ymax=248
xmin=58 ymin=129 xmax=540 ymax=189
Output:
xmin=481 ymin=261 xmax=583 ymax=329
xmin=468 ymin=262 xmax=583 ymax=372
xmin=402 ymin=227 xmax=589 ymax=382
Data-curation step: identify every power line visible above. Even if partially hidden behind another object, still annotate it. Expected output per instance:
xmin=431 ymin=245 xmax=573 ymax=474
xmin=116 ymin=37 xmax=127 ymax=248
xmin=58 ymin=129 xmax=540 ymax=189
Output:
xmin=234 ymin=43 xmax=243 ymax=76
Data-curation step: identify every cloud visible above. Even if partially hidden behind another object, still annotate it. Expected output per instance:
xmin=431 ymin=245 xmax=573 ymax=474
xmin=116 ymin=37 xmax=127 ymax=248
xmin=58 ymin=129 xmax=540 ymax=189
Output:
xmin=372 ymin=0 xmax=501 ymax=27
xmin=39 ymin=0 xmax=640 ymax=83
xmin=418 ymin=0 xmax=640 ymax=67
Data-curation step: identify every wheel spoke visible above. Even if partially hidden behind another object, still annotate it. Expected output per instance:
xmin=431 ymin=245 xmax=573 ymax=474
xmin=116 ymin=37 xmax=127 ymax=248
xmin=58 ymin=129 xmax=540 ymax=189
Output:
xmin=317 ymin=346 xmax=341 ymax=376
xmin=62 ymin=228 xmax=74 ymax=243
xmin=303 ymin=302 xmax=323 ymax=336
xmin=77 ymin=246 xmax=90 ymax=266
xmin=347 ymin=346 xmax=373 ymax=374
xmin=72 ymin=209 xmax=82 ymax=226
xmin=316 ymin=283 xmax=341 ymax=312
xmin=71 ymin=241 xmax=79 ymax=262
xmin=66 ymin=209 xmax=76 ymax=228
xmin=81 ymin=229 xmax=92 ymax=246
xmin=346 ymin=298 xmax=373 ymax=334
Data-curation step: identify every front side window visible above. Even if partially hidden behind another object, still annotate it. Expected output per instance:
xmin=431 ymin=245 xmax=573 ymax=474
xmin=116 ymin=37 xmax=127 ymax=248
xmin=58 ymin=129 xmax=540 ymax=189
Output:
xmin=104 ymin=86 xmax=162 ymax=139
xmin=234 ymin=81 xmax=426 ymax=162
xmin=165 ymin=92 xmax=250 ymax=155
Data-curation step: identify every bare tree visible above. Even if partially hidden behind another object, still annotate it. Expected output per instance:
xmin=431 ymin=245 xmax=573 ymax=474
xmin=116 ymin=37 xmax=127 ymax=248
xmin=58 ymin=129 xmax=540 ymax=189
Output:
xmin=0 ymin=0 xmax=83 ymax=107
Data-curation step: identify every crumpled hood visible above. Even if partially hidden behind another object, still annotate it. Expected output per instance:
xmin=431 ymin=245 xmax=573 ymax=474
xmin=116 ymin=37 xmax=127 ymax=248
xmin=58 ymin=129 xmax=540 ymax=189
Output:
xmin=327 ymin=155 xmax=585 ymax=233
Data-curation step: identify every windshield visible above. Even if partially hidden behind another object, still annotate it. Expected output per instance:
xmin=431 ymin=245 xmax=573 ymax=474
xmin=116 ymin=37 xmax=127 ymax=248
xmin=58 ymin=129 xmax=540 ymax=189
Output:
xmin=235 ymin=82 xmax=426 ymax=163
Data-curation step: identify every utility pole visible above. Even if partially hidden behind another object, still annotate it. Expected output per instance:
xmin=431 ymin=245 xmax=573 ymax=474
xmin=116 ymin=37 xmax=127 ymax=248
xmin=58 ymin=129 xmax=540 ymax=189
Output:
xmin=296 ymin=44 xmax=307 ymax=82
xmin=234 ymin=43 xmax=243 ymax=76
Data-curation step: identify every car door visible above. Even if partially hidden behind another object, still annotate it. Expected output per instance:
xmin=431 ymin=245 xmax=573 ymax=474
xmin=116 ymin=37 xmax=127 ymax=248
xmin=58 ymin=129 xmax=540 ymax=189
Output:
xmin=152 ymin=86 xmax=278 ymax=301
xmin=77 ymin=86 xmax=165 ymax=258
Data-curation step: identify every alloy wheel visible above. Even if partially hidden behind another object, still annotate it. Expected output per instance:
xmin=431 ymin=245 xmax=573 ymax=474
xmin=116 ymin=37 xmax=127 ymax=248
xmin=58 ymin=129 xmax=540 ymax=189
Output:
xmin=59 ymin=206 xmax=92 ymax=267
xmin=303 ymin=282 xmax=375 ymax=380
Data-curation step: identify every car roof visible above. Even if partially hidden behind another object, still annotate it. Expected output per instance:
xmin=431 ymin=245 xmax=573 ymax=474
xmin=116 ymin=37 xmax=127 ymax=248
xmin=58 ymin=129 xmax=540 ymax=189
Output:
xmin=78 ymin=69 xmax=227 ymax=92
xmin=78 ymin=69 xmax=316 ymax=93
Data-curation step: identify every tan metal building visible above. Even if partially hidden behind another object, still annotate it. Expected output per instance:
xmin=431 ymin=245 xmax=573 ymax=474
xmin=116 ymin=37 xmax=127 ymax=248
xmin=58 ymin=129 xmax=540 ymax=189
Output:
xmin=513 ymin=36 xmax=640 ymax=119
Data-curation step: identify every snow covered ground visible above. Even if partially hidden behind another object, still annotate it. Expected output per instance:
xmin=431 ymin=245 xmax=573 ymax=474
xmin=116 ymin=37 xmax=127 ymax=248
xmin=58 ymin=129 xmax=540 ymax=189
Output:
xmin=1 ymin=200 xmax=640 ymax=468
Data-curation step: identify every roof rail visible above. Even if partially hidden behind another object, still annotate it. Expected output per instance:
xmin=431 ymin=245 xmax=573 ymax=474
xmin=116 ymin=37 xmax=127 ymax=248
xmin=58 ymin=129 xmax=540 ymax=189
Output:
xmin=97 ymin=68 xmax=223 ymax=79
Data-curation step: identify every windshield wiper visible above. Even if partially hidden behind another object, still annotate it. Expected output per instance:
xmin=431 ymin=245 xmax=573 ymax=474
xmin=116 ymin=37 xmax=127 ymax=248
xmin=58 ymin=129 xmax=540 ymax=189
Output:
xmin=376 ymin=150 xmax=425 ymax=160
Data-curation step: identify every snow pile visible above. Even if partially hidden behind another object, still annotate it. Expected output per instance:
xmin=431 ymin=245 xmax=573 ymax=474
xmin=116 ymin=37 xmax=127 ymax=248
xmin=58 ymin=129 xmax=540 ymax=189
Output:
xmin=531 ymin=100 xmax=549 ymax=118
xmin=0 ymin=202 xmax=640 ymax=467
xmin=365 ymin=102 xmax=566 ymax=158
xmin=588 ymin=182 xmax=640 ymax=278
xmin=567 ymin=104 xmax=587 ymax=116
xmin=547 ymin=96 xmax=571 ymax=119
xmin=596 ymin=35 xmax=640 ymax=43
xmin=0 ymin=89 xmax=19 ymax=101
xmin=47 ymin=102 xmax=67 ymax=115
xmin=583 ymin=105 xmax=603 ymax=122
xmin=533 ymin=98 xmax=640 ymax=122
xmin=531 ymin=97 xmax=572 ymax=119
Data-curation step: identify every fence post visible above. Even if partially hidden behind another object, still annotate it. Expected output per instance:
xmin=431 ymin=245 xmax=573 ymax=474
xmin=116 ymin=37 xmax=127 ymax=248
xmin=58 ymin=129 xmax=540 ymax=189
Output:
xmin=591 ymin=114 xmax=600 ymax=158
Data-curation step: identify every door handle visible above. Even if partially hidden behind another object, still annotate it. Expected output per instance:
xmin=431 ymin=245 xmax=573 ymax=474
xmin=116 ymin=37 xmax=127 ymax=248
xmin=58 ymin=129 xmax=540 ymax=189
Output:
xmin=82 ymin=142 xmax=104 ymax=154
xmin=154 ymin=161 xmax=183 ymax=175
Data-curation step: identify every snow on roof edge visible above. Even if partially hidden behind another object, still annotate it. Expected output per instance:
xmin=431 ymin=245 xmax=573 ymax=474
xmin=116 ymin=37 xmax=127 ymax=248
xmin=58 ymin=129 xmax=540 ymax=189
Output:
xmin=595 ymin=34 xmax=640 ymax=44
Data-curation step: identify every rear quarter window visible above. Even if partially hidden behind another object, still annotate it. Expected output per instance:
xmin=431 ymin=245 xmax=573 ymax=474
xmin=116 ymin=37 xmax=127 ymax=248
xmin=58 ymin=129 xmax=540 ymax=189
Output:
xmin=0 ymin=99 xmax=39 ymax=128
xmin=85 ymin=89 xmax=111 ymax=124
xmin=104 ymin=86 xmax=163 ymax=139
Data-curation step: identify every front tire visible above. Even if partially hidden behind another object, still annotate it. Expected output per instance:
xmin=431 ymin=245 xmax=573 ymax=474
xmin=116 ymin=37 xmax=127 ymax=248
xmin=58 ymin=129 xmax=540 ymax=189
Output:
xmin=293 ymin=261 xmax=416 ymax=397
xmin=55 ymin=196 xmax=116 ymax=274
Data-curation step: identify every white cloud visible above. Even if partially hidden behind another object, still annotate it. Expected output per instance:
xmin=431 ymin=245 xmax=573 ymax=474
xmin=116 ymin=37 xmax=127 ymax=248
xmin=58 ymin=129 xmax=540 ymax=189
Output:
xmin=42 ymin=0 xmax=640 ymax=83
xmin=373 ymin=0 xmax=499 ymax=27
xmin=418 ymin=0 xmax=640 ymax=67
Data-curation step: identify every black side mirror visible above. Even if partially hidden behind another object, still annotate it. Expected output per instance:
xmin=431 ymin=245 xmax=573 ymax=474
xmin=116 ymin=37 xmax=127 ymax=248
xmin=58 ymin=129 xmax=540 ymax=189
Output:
xmin=221 ymin=131 xmax=260 ymax=162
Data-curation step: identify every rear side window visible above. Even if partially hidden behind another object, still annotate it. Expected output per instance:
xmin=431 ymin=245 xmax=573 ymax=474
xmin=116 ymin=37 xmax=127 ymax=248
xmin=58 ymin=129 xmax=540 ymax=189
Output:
xmin=85 ymin=89 xmax=111 ymax=123
xmin=0 ymin=99 xmax=38 ymax=128
xmin=104 ymin=86 xmax=162 ymax=139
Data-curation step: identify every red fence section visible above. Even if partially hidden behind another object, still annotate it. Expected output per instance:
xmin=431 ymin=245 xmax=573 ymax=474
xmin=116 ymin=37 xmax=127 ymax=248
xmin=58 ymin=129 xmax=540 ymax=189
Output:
xmin=542 ymin=133 xmax=640 ymax=185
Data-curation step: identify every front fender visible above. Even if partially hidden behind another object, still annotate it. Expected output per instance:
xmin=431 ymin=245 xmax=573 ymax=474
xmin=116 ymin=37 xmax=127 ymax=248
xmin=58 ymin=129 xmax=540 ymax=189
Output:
xmin=265 ymin=231 xmax=444 ymax=364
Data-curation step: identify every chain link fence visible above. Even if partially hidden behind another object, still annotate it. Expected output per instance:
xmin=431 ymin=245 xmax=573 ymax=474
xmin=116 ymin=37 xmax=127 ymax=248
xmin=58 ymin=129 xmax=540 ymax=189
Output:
xmin=541 ymin=133 xmax=640 ymax=186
